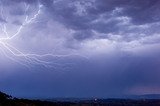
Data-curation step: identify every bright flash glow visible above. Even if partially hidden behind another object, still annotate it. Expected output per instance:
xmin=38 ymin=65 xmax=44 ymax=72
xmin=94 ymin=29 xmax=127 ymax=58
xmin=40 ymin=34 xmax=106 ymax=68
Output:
xmin=0 ymin=1 xmax=88 ymax=70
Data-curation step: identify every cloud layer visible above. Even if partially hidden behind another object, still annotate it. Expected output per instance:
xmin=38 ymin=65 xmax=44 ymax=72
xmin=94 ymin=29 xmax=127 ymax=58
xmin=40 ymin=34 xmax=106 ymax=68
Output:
xmin=0 ymin=0 xmax=160 ymax=98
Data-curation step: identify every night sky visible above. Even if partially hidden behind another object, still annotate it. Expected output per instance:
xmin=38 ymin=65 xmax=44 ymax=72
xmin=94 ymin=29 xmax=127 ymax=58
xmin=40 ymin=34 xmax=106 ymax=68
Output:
xmin=0 ymin=0 xmax=160 ymax=98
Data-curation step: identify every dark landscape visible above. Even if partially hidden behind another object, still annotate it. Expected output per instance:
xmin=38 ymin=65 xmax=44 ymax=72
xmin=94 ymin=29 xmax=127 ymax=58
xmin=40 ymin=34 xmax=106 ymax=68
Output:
xmin=1 ymin=91 xmax=160 ymax=106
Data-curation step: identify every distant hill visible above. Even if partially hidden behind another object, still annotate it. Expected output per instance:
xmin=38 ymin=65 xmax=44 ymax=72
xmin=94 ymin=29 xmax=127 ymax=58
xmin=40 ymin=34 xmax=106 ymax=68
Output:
xmin=141 ymin=94 xmax=160 ymax=99
xmin=124 ymin=94 xmax=160 ymax=99
xmin=1 ymin=91 xmax=160 ymax=106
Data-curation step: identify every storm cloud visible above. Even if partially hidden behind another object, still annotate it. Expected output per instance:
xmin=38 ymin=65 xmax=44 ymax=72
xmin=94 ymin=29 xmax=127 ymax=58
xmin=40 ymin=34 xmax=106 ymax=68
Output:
xmin=0 ymin=0 xmax=160 ymax=98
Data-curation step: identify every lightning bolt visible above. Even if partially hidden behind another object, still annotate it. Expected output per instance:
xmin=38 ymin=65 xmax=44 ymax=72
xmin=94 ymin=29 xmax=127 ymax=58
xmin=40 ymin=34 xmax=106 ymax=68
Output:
xmin=0 ymin=1 xmax=88 ymax=70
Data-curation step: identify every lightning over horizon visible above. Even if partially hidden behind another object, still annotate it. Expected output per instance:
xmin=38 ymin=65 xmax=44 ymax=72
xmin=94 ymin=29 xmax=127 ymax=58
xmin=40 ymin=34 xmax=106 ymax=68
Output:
xmin=0 ymin=0 xmax=160 ymax=99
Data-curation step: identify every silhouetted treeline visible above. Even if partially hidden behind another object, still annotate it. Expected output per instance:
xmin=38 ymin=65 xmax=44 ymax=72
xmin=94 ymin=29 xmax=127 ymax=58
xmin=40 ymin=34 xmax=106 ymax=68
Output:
xmin=0 ymin=91 xmax=73 ymax=106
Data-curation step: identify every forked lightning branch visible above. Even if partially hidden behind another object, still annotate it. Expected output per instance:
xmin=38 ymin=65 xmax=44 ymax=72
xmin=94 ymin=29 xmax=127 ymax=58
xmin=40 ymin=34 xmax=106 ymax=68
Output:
xmin=0 ymin=1 xmax=87 ymax=69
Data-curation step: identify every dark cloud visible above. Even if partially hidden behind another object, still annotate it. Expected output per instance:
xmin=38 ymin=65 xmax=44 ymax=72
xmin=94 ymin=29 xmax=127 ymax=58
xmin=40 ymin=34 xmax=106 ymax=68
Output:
xmin=5 ymin=0 xmax=160 ymax=40
xmin=121 ymin=0 xmax=160 ymax=24
xmin=35 ymin=0 xmax=160 ymax=40
xmin=73 ymin=30 xmax=93 ymax=40
xmin=0 ymin=0 xmax=160 ymax=98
